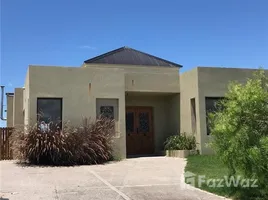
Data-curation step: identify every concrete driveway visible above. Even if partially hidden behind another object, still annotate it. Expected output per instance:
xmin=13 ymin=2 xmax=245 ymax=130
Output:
xmin=0 ymin=157 xmax=228 ymax=200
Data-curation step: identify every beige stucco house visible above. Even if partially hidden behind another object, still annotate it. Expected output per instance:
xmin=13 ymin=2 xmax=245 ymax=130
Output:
xmin=5 ymin=46 xmax=267 ymax=158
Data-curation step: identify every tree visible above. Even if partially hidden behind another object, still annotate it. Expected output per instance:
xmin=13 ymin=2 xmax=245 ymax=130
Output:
xmin=209 ymin=70 xmax=268 ymax=199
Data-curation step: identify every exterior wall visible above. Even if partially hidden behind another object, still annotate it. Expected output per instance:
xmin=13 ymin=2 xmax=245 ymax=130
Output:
xmin=13 ymin=88 xmax=24 ymax=127
xmin=168 ymin=94 xmax=180 ymax=134
xmin=27 ymin=65 xmax=126 ymax=158
xmin=6 ymin=95 xmax=14 ymax=127
xmin=24 ymin=69 xmax=30 ymax=126
xmin=84 ymin=64 xmax=180 ymax=93
xmin=15 ymin=63 xmax=266 ymax=156
xmin=24 ymin=64 xmax=180 ymax=158
xmin=180 ymin=68 xmax=201 ymax=150
xmin=197 ymin=67 xmax=268 ymax=154
xmin=125 ymin=94 xmax=179 ymax=153
xmin=180 ymin=67 xmax=268 ymax=154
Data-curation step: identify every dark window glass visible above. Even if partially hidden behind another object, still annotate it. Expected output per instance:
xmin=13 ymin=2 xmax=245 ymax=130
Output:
xmin=100 ymin=106 xmax=114 ymax=119
xmin=205 ymin=97 xmax=224 ymax=135
xmin=126 ymin=112 xmax=134 ymax=133
xmin=37 ymin=98 xmax=62 ymax=129
xmin=138 ymin=112 xmax=149 ymax=133
xmin=191 ymin=98 xmax=196 ymax=133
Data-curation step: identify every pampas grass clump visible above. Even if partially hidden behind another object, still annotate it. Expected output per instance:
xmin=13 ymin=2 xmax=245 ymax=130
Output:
xmin=10 ymin=117 xmax=114 ymax=166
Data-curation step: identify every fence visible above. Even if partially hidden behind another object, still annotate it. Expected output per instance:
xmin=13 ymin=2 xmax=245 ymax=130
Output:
xmin=0 ymin=127 xmax=13 ymax=160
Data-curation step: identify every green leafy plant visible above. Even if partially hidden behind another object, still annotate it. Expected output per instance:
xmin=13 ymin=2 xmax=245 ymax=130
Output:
xmin=209 ymin=70 xmax=268 ymax=199
xmin=10 ymin=117 xmax=115 ymax=166
xmin=164 ymin=133 xmax=196 ymax=150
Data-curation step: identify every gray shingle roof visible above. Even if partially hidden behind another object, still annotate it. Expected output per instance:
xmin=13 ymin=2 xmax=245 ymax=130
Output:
xmin=84 ymin=46 xmax=182 ymax=68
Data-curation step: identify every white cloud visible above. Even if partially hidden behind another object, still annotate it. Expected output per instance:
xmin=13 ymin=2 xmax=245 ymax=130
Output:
xmin=8 ymin=82 xmax=13 ymax=87
xmin=79 ymin=45 xmax=96 ymax=50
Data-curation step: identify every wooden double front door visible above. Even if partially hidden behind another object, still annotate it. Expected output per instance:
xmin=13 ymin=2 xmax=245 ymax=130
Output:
xmin=126 ymin=107 xmax=154 ymax=155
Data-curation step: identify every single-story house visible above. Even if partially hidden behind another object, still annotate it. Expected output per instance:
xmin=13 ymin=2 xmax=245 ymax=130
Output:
xmin=4 ymin=46 xmax=268 ymax=158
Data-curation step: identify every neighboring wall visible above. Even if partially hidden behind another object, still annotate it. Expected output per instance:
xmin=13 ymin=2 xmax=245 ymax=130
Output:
xmin=13 ymin=88 xmax=24 ymax=127
xmin=6 ymin=88 xmax=25 ymax=128
xmin=6 ymin=95 xmax=14 ymax=127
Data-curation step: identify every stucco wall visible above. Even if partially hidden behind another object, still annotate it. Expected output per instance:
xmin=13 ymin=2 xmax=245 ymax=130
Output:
xmin=24 ymin=64 xmax=181 ymax=158
xmin=23 ymin=64 xmax=267 ymax=156
xmin=168 ymin=94 xmax=180 ymax=135
xmin=6 ymin=95 xmax=14 ymax=127
xmin=13 ymin=88 xmax=24 ymax=127
xmin=24 ymin=69 xmax=30 ymax=126
xmin=125 ymin=94 xmax=178 ymax=153
xmin=84 ymin=64 xmax=180 ymax=93
xmin=27 ymin=65 xmax=126 ymax=158
xmin=180 ymin=67 xmax=268 ymax=154
xmin=180 ymin=68 xmax=201 ymax=150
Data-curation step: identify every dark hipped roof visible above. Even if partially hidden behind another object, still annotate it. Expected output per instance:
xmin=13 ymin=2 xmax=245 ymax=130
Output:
xmin=84 ymin=46 xmax=182 ymax=68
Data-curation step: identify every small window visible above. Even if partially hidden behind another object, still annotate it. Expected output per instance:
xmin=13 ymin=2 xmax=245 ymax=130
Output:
xmin=205 ymin=97 xmax=224 ymax=135
xmin=96 ymin=98 xmax=118 ymax=136
xmin=37 ymin=98 xmax=62 ymax=130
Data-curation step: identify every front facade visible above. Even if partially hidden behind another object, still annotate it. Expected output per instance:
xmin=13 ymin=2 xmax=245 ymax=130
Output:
xmin=5 ymin=47 xmax=267 ymax=158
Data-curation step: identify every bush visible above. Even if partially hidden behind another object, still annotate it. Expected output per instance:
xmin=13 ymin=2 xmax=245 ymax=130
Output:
xmin=66 ymin=117 xmax=114 ymax=165
xmin=164 ymin=133 xmax=196 ymax=150
xmin=11 ymin=117 xmax=115 ymax=166
xmin=209 ymin=70 xmax=268 ymax=199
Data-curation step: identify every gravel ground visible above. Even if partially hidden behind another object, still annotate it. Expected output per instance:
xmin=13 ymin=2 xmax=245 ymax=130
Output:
xmin=0 ymin=157 xmax=230 ymax=200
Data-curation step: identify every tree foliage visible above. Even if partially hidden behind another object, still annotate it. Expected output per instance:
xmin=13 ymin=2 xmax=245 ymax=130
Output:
xmin=209 ymin=70 xmax=268 ymax=199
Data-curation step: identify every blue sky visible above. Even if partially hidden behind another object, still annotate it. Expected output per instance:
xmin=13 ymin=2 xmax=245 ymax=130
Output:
xmin=0 ymin=0 xmax=268 ymax=125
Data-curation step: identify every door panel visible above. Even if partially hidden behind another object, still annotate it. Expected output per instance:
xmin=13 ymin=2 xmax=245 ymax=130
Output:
xmin=126 ymin=107 xmax=154 ymax=155
xmin=126 ymin=108 xmax=139 ymax=155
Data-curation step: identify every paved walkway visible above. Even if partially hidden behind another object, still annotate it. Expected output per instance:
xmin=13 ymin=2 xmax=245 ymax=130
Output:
xmin=0 ymin=157 xmax=229 ymax=200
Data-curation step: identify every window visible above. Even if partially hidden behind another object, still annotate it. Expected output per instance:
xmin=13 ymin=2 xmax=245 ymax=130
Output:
xmin=205 ymin=97 xmax=224 ymax=135
xmin=100 ymin=106 xmax=114 ymax=119
xmin=96 ymin=98 xmax=119 ymax=135
xmin=37 ymin=98 xmax=62 ymax=130
xmin=96 ymin=99 xmax=118 ymax=120
xmin=191 ymin=98 xmax=196 ymax=133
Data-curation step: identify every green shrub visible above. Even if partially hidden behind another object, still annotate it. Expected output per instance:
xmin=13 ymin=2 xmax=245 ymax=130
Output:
xmin=209 ymin=70 xmax=268 ymax=199
xmin=164 ymin=133 xmax=196 ymax=150
xmin=11 ymin=117 xmax=115 ymax=166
